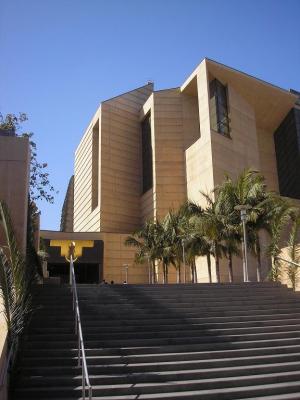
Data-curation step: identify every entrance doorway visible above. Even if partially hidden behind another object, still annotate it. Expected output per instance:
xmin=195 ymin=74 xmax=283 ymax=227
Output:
xmin=48 ymin=262 xmax=100 ymax=284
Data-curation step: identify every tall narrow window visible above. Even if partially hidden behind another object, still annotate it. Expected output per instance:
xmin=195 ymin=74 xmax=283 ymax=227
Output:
xmin=141 ymin=113 xmax=153 ymax=193
xmin=91 ymin=120 xmax=99 ymax=210
xmin=209 ymin=78 xmax=230 ymax=136
xmin=274 ymin=108 xmax=300 ymax=200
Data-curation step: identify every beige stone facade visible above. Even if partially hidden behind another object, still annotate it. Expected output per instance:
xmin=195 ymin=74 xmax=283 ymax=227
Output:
xmin=69 ymin=58 xmax=299 ymax=284
xmin=0 ymin=135 xmax=30 ymax=252
xmin=0 ymin=134 xmax=30 ymax=399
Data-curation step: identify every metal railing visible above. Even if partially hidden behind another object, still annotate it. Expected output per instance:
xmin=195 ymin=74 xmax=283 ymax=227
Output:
xmin=70 ymin=256 xmax=93 ymax=400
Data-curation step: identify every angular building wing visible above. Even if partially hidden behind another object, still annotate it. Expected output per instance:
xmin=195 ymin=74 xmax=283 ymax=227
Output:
xmin=64 ymin=58 xmax=300 ymax=283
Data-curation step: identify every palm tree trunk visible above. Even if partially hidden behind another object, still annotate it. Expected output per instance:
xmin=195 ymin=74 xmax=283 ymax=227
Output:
xmin=165 ymin=264 xmax=168 ymax=284
xmin=256 ymin=240 xmax=262 ymax=282
xmin=215 ymin=254 xmax=221 ymax=283
xmin=192 ymin=259 xmax=197 ymax=283
xmin=147 ymin=258 xmax=152 ymax=284
xmin=191 ymin=262 xmax=194 ymax=283
xmin=152 ymin=261 xmax=156 ymax=284
xmin=194 ymin=259 xmax=198 ymax=283
xmin=228 ymin=252 xmax=233 ymax=283
xmin=163 ymin=263 xmax=168 ymax=284
xmin=177 ymin=262 xmax=181 ymax=283
xmin=207 ymin=254 xmax=212 ymax=283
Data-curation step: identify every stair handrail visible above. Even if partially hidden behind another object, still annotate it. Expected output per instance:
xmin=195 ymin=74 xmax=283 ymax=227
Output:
xmin=70 ymin=256 xmax=93 ymax=400
xmin=275 ymin=256 xmax=300 ymax=268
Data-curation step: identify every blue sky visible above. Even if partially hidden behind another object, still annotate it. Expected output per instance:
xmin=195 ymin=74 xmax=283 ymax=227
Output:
xmin=1 ymin=0 xmax=299 ymax=230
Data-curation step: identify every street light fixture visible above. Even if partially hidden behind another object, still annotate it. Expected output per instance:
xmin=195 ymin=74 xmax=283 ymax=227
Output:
xmin=234 ymin=205 xmax=251 ymax=282
xmin=123 ymin=264 xmax=129 ymax=283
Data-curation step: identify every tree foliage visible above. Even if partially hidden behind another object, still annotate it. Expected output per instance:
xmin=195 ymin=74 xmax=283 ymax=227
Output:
xmin=0 ymin=201 xmax=38 ymax=350
xmin=125 ymin=169 xmax=300 ymax=287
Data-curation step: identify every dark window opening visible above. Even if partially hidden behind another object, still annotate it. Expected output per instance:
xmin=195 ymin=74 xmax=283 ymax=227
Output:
xmin=141 ymin=113 xmax=153 ymax=193
xmin=274 ymin=108 xmax=300 ymax=200
xmin=209 ymin=78 xmax=230 ymax=136
xmin=91 ymin=120 xmax=99 ymax=211
xmin=48 ymin=263 xmax=100 ymax=284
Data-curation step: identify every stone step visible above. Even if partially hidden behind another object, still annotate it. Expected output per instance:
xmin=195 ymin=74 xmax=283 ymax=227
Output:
xmin=28 ymin=312 xmax=300 ymax=328
xmin=21 ymin=343 xmax=300 ymax=361
xmin=23 ymin=328 xmax=300 ymax=347
xmin=21 ymin=335 xmax=300 ymax=352
xmin=26 ymin=324 xmax=300 ymax=341
xmin=28 ymin=319 xmax=300 ymax=334
xmin=20 ymin=350 xmax=300 ymax=369
xmin=12 ymin=283 xmax=300 ymax=400
xmin=12 ymin=375 xmax=300 ymax=399
xmin=12 ymin=371 xmax=300 ymax=397
xmin=30 ymin=305 xmax=300 ymax=320
xmin=18 ymin=358 xmax=300 ymax=377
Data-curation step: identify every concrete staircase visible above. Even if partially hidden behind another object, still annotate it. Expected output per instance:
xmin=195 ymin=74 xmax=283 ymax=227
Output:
xmin=12 ymin=283 xmax=300 ymax=399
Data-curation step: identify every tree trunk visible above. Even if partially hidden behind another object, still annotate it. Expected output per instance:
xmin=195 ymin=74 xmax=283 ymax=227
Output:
xmin=162 ymin=263 xmax=165 ymax=284
xmin=148 ymin=259 xmax=152 ymax=284
xmin=152 ymin=261 xmax=156 ymax=284
xmin=165 ymin=264 xmax=168 ymax=284
xmin=191 ymin=261 xmax=195 ymax=283
xmin=228 ymin=252 xmax=233 ymax=283
xmin=192 ymin=259 xmax=198 ymax=283
xmin=215 ymin=253 xmax=221 ymax=283
xmin=194 ymin=259 xmax=198 ymax=283
xmin=256 ymin=240 xmax=262 ymax=282
xmin=177 ymin=262 xmax=181 ymax=283
xmin=207 ymin=254 xmax=212 ymax=283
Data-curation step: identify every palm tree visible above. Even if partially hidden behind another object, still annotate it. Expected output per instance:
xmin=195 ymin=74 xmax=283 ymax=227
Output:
xmin=285 ymin=209 xmax=300 ymax=290
xmin=185 ymin=232 xmax=213 ymax=283
xmin=0 ymin=200 xmax=37 ymax=369
xmin=215 ymin=169 xmax=272 ymax=282
xmin=223 ymin=226 xmax=240 ymax=282
xmin=192 ymin=193 xmax=226 ymax=283
xmin=268 ymin=195 xmax=294 ymax=282
xmin=125 ymin=220 xmax=162 ymax=283
xmin=162 ymin=210 xmax=187 ymax=283
xmin=184 ymin=202 xmax=214 ymax=283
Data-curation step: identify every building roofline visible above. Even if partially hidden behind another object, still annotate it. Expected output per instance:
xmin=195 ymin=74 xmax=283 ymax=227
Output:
xmin=181 ymin=57 xmax=297 ymax=100
xmin=75 ymin=82 xmax=154 ymax=155
xmin=205 ymin=58 xmax=297 ymax=97
xmin=154 ymin=87 xmax=180 ymax=93
xmin=101 ymin=82 xmax=154 ymax=104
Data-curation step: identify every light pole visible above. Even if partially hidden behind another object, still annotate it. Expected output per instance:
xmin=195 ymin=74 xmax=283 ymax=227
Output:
xmin=66 ymin=241 xmax=77 ymax=285
xmin=181 ymin=238 xmax=186 ymax=284
xmin=235 ymin=205 xmax=251 ymax=282
xmin=123 ymin=264 xmax=129 ymax=283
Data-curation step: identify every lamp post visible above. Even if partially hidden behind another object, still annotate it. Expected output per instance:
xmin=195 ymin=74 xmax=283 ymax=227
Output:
xmin=123 ymin=264 xmax=129 ymax=283
xmin=181 ymin=238 xmax=186 ymax=284
xmin=66 ymin=241 xmax=77 ymax=285
xmin=234 ymin=205 xmax=251 ymax=282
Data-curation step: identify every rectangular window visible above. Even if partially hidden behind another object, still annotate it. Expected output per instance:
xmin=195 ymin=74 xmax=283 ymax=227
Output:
xmin=91 ymin=120 xmax=99 ymax=211
xmin=141 ymin=113 xmax=153 ymax=193
xmin=209 ymin=78 xmax=230 ymax=136
xmin=274 ymin=108 xmax=300 ymax=200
